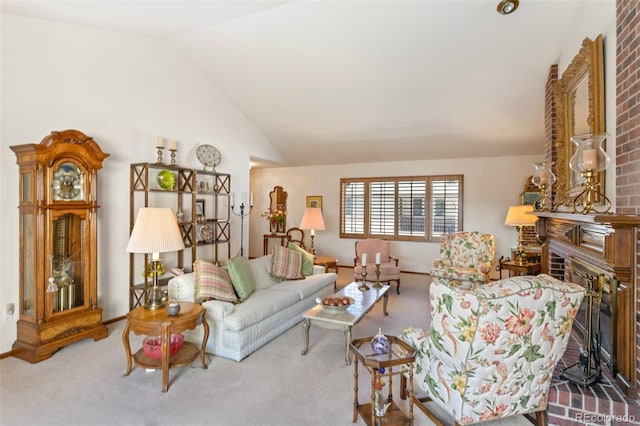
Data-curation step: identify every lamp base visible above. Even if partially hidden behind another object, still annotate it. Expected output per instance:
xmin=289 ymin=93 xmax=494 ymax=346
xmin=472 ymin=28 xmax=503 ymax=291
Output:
xmin=144 ymin=287 xmax=166 ymax=310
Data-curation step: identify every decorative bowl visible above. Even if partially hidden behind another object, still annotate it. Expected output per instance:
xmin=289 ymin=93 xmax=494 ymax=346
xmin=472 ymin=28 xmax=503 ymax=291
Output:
xmin=142 ymin=334 xmax=184 ymax=359
xmin=318 ymin=296 xmax=354 ymax=312
xmin=157 ymin=169 xmax=175 ymax=190
xmin=167 ymin=303 xmax=181 ymax=316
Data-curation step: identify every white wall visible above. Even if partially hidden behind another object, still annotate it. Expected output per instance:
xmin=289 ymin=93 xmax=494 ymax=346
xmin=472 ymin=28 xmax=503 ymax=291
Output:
xmin=0 ymin=14 xmax=283 ymax=353
xmin=250 ymin=155 xmax=543 ymax=274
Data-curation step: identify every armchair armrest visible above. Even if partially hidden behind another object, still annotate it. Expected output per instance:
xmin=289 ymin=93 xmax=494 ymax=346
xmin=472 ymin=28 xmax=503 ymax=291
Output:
xmin=433 ymin=259 xmax=452 ymax=269
xmin=390 ymin=255 xmax=399 ymax=266
xmin=479 ymin=261 xmax=492 ymax=274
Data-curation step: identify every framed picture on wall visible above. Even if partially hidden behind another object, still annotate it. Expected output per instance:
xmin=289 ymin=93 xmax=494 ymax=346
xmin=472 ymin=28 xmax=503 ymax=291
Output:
xmin=196 ymin=199 xmax=205 ymax=216
xmin=306 ymin=195 xmax=322 ymax=210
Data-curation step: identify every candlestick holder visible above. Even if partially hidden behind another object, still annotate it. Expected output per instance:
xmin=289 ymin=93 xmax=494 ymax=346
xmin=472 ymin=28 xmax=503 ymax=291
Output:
xmin=155 ymin=146 xmax=164 ymax=164
xmin=169 ymin=149 xmax=177 ymax=166
xmin=571 ymin=169 xmax=612 ymax=214
xmin=231 ymin=201 xmax=253 ymax=256
xmin=372 ymin=263 xmax=382 ymax=289
xmin=358 ymin=266 xmax=369 ymax=291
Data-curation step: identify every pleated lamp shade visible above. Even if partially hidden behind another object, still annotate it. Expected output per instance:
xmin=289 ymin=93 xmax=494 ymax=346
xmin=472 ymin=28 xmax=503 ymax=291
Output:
xmin=126 ymin=208 xmax=185 ymax=259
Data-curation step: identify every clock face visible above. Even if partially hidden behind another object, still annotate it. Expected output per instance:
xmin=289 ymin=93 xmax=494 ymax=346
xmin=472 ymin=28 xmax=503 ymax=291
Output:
xmin=196 ymin=144 xmax=221 ymax=171
xmin=52 ymin=162 xmax=84 ymax=201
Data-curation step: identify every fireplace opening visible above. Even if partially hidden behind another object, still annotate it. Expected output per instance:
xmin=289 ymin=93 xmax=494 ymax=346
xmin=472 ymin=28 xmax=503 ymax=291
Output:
xmin=566 ymin=256 xmax=615 ymax=374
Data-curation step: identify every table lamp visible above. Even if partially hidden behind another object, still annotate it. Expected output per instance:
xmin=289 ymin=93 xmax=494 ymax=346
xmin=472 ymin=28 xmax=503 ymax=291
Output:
xmin=127 ymin=207 xmax=185 ymax=309
xmin=299 ymin=207 xmax=325 ymax=254
xmin=504 ymin=205 xmax=538 ymax=264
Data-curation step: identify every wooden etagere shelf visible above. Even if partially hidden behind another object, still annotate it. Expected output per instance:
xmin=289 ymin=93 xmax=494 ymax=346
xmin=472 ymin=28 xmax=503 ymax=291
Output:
xmin=129 ymin=162 xmax=231 ymax=309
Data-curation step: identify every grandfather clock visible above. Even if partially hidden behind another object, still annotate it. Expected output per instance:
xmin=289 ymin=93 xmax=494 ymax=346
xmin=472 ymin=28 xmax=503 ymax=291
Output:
xmin=11 ymin=129 xmax=109 ymax=362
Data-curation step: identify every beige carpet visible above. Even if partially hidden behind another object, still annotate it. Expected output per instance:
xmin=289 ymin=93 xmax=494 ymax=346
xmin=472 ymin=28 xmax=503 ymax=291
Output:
xmin=0 ymin=269 xmax=533 ymax=426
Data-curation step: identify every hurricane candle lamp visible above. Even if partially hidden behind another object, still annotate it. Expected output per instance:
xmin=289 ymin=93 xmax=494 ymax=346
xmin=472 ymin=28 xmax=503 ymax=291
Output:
xmin=568 ymin=133 xmax=611 ymax=214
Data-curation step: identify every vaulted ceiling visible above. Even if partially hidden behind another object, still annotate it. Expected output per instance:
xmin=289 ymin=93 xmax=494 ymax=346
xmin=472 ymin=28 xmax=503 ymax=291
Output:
xmin=1 ymin=1 xmax=613 ymax=167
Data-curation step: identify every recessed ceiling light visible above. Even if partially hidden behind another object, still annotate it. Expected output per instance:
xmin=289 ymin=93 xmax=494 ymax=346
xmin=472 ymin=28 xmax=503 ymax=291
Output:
xmin=497 ymin=0 xmax=519 ymax=15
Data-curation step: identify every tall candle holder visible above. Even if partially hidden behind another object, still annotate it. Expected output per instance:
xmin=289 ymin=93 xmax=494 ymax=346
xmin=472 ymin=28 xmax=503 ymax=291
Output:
xmin=358 ymin=266 xmax=369 ymax=291
xmin=568 ymin=133 xmax=611 ymax=214
xmin=155 ymin=146 xmax=164 ymax=165
xmin=372 ymin=263 xmax=382 ymax=289
xmin=531 ymin=161 xmax=556 ymax=212
xmin=231 ymin=199 xmax=252 ymax=256
xmin=169 ymin=149 xmax=177 ymax=166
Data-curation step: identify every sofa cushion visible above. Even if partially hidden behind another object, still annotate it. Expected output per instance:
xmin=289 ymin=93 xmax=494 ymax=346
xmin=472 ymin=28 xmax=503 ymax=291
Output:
xmin=287 ymin=242 xmax=315 ymax=276
xmin=269 ymin=273 xmax=337 ymax=300
xmin=270 ymin=245 xmax=304 ymax=280
xmin=227 ymin=254 xmax=256 ymax=302
xmin=249 ymin=254 xmax=279 ymax=290
xmin=223 ymin=289 xmax=300 ymax=332
xmin=194 ymin=259 xmax=238 ymax=303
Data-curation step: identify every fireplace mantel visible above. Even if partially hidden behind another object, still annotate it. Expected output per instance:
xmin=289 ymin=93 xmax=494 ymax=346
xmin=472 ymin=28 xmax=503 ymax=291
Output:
xmin=535 ymin=212 xmax=640 ymax=397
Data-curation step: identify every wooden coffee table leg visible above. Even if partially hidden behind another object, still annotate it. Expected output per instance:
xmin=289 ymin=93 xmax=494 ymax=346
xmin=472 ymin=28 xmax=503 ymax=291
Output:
xmin=301 ymin=318 xmax=310 ymax=355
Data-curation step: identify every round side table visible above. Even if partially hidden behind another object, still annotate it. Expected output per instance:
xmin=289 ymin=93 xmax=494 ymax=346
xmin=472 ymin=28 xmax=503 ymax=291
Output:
xmin=122 ymin=301 xmax=209 ymax=392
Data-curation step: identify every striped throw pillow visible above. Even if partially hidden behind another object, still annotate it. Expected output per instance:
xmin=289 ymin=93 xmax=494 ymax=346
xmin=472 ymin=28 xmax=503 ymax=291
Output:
xmin=194 ymin=259 xmax=238 ymax=303
xmin=270 ymin=245 xmax=304 ymax=280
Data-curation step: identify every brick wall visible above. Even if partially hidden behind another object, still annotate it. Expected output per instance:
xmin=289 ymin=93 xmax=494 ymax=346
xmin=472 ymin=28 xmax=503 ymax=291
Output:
xmin=616 ymin=0 xmax=640 ymax=394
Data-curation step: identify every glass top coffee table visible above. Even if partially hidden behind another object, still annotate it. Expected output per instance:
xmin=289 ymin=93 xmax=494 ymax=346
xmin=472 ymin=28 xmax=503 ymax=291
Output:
xmin=301 ymin=282 xmax=389 ymax=365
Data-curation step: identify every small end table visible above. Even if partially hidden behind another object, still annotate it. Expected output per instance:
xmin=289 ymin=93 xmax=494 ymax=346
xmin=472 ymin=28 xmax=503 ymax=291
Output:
xmin=499 ymin=259 xmax=541 ymax=278
xmin=313 ymin=255 xmax=338 ymax=288
xmin=122 ymin=301 xmax=209 ymax=392
xmin=350 ymin=335 xmax=415 ymax=426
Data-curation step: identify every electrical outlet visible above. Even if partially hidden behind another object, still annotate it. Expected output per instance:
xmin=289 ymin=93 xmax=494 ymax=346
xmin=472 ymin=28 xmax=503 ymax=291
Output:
xmin=4 ymin=303 xmax=14 ymax=322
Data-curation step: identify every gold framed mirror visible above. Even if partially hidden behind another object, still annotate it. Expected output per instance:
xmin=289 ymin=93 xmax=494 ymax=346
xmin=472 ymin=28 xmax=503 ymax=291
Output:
xmin=554 ymin=34 xmax=605 ymax=207
xmin=269 ymin=186 xmax=287 ymax=233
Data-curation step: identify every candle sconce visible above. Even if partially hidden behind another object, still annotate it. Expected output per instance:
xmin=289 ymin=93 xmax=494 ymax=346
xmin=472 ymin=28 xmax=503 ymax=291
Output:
xmin=372 ymin=263 xmax=383 ymax=289
xmin=358 ymin=266 xmax=369 ymax=291
xmin=569 ymin=133 xmax=611 ymax=214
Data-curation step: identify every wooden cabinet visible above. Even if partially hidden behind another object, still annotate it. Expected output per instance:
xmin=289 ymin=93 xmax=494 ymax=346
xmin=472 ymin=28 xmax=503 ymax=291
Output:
xmin=10 ymin=129 xmax=109 ymax=363
xmin=129 ymin=163 xmax=231 ymax=309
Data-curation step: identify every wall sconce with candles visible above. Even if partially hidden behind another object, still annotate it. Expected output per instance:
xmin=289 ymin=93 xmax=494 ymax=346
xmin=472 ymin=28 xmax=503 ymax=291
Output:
xmin=531 ymin=161 xmax=556 ymax=211
xmin=126 ymin=207 xmax=185 ymax=309
xmin=504 ymin=205 xmax=539 ymax=264
xmin=569 ymin=133 xmax=612 ymax=214
xmin=299 ymin=207 xmax=325 ymax=255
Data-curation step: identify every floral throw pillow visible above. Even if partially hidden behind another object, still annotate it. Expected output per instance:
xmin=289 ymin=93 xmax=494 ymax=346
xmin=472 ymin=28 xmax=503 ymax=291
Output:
xmin=194 ymin=259 xmax=238 ymax=303
xmin=271 ymin=245 xmax=304 ymax=281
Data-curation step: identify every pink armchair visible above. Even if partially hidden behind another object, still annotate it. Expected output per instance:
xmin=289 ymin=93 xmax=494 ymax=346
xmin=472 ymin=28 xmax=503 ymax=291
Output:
xmin=431 ymin=231 xmax=496 ymax=283
xmin=401 ymin=274 xmax=585 ymax=425
xmin=353 ymin=239 xmax=401 ymax=294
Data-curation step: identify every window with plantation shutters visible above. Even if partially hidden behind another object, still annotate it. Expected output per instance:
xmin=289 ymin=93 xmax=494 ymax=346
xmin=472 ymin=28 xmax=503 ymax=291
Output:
xmin=340 ymin=175 xmax=462 ymax=242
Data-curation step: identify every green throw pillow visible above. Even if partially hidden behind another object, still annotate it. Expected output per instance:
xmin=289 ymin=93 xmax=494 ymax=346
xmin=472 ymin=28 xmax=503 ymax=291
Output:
xmin=287 ymin=243 xmax=315 ymax=276
xmin=227 ymin=254 xmax=256 ymax=302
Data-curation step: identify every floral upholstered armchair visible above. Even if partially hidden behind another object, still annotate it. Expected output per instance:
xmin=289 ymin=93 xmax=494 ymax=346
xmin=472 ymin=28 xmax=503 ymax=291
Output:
xmin=400 ymin=274 xmax=585 ymax=426
xmin=431 ymin=231 xmax=496 ymax=283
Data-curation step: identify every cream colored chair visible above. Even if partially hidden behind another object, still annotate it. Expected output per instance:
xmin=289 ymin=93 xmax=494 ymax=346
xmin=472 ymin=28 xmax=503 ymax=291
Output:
xmin=400 ymin=274 xmax=585 ymax=426
xmin=430 ymin=231 xmax=496 ymax=283
xmin=353 ymin=238 xmax=400 ymax=294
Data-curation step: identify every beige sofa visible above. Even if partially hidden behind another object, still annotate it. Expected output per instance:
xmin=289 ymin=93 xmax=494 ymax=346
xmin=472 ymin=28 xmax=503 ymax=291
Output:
xmin=168 ymin=254 xmax=337 ymax=361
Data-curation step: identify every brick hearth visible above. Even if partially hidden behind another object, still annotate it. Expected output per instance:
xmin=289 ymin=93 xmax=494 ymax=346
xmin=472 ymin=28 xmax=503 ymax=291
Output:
xmin=548 ymin=332 xmax=640 ymax=426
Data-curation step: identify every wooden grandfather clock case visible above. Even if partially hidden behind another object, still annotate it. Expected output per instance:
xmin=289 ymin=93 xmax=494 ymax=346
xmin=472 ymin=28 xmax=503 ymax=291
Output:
xmin=11 ymin=129 xmax=109 ymax=362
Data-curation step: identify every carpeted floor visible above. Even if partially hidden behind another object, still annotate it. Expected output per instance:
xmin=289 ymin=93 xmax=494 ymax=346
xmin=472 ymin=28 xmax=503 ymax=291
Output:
xmin=0 ymin=269 xmax=533 ymax=426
